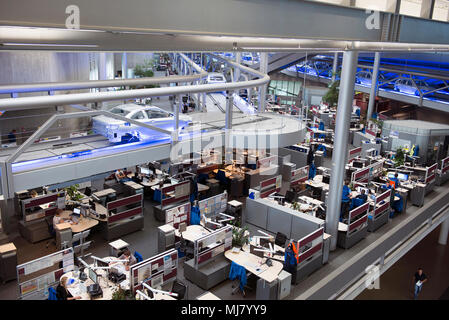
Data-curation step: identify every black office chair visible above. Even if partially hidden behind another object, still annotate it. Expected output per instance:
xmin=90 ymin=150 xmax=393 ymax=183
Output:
xmin=84 ymin=187 xmax=92 ymax=197
xmin=275 ymin=232 xmax=288 ymax=248
xmin=45 ymin=217 xmax=56 ymax=248
xmin=171 ymin=280 xmax=188 ymax=300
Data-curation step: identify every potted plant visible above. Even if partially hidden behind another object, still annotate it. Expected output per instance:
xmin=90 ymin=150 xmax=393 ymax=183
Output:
xmin=230 ymin=220 xmax=249 ymax=248
xmin=111 ymin=288 xmax=128 ymax=300
xmin=64 ymin=184 xmax=83 ymax=210
xmin=394 ymin=148 xmax=406 ymax=168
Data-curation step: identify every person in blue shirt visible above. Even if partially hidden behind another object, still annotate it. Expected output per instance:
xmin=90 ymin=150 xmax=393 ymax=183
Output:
xmin=389 ymin=172 xmax=400 ymax=189
xmin=341 ymin=179 xmax=353 ymax=221
xmin=356 ymin=189 xmax=368 ymax=203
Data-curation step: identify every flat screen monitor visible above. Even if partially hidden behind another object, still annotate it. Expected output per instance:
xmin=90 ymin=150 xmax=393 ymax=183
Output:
xmin=387 ymin=172 xmax=409 ymax=181
xmin=353 ymin=161 xmax=364 ymax=168
xmin=357 ymin=187 xmax=369 ymax=194
xmin=140 ymin=167 xmax=150 ymax=175
xmin=88 ymin=268 xmax=98 ymax=283
xmin=97 ymin=259 xmax=109 ymax=268
xmin=73 ymin=208 xmax=81 ymax=216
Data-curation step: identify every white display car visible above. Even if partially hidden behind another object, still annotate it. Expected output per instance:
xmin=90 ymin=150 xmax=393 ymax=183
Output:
xmin=394 ymin=78 xmax=433 ymax=96
xmin=92 ymin=104 xmax=191 ymax=143
xmin=205 ymin=72 xmax=227 ymax=84
xmin=356 ymin=71 xmax=385 ymax=87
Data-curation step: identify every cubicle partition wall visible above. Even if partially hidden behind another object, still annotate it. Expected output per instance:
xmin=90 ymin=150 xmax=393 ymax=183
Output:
xmin=424 ymin=163 xmax=438 ymax=194
xmin=105 ymin=193 xmax=144 ymax=240
xmin=16 ymin=248 xmax=74 ymax=300
xmin=18 ymin=191 xmax=66 ymax=243
xmin=351 ymin=167 xmax=370 ymax=184
xmin=245 ymin=197 xmax=324 ymax=241
xmin=368 ymin=189 xmax=391 ymax=232
xmin=183 ymin=226 xmax=233 ymax=290
xmin=437 ymin=156 xmax=449 ymax=185
xmin=154 ymin=180 xmax=191 ymax=222
xmin=290 ymin=166 xmax=309 ymax=187
xmin=165 ymin=202 xmax=191 ymax=229
xmin=130 ymin=249 xmax=178 ymax=293
xmin=338 ymin=202 xmax=369 ymax=249
xmin=259 ymin=175 xmax=282 ymax=199
xmin=293 ymin=227 xmax=324 ymax=283
xmin=257 ymin=155 xmax=278 ymax=169
xmin=348 ymin=147 xmax=362 ymax=163
xmin=161 ymin=181 xmax=191 ymax=207
xmin=194 ymin=225 xmax=233 ymax=270
xmin=198 ymin=192 xmax=227 ymax=219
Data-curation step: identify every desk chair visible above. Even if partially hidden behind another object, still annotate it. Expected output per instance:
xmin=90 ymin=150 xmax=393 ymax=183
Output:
xmin=229 ymin=262 xmax=252 ymax=297
xmin=134 ymin=251 xmax=143 ymax=263
xmin=45 ymin=217 xmax=56 ymax=248
xmin=171 ymin=280 xmax=188 ymax=300
xmin=84 ymin=187 xmax=92 ymax=197
xmin=179 ymin=223 xmax=187 ymax=233
xmin=48 ymin=287 xmax=58 ymax=300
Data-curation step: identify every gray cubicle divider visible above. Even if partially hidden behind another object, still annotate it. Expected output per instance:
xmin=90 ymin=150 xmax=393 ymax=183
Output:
xmin=106 ymin=193 xmax=144 ymax=240
xmin=367 ymin=189 xmax=391 ymax=232
xmin=437 ymin=156 xmax=449 ymax=186
xmin=245 ymin=198 xmax=324 ymax=240
xmin=425 ymin=162 xmax=438 ymax=194
xmin=348 ymin=147 xmax=362 ymax=163
xmin=198 ymin=192 xmax=228 ymax=219
xmin=279 ymin=147 xmax=308 ymax=169
xmin=16 ymin=248 xmax=74 ymax=300
xmin=183 ymin=226 xmax=232 ymax=290
xmin=338 ymin=202 xmax=369 ymax=249
xmin=293 ymin=227 xmax=324 ymax=284
xmin=259 ymin=175 xmax=282 ymax=199
xmin=130 ymin=248 xmax=178 ymax=294
xmin=291 ymin=166 xmax=309 ymax=187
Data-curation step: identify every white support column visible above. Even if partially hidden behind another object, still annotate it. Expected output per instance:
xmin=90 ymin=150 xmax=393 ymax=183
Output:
xmin=172 ymin=94 xmax=181 ymax=143
xmin=367 ymin=52 xmax=380 ymax=121
xmin=438 ymin=217 xmax=449 ymax=245
xmin=331 ymin=52 xmax=339 ymax=82
xmin=325 ymin=50 xmax=359 ymax=251
xmin=420 ymin=0 xmax=435 ymax=19
xmin=121 ymin=52 xmax=127 ymax=79
xmin=202 ymin=92 xmax=206 ymax=112
xmin=234 ymin=52 xmax=241 ymax=82
xmin=225 ymin=91 xmax=234 ymax=130
xmin=259 ymin=52 xmax=268 ymax=113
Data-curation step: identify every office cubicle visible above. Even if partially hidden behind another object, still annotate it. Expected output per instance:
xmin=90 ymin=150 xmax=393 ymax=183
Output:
xmin=16 ymin=248 xmax=74 ymax=300
xmin=437 ymin=156 xmax=449 ymax=186
xmin=367 ymin=189 xmax=391 ymax=232
xmin=153 ymin=180 xmax=191 ymax=222
xmin=130 ymin=249 xmax=178 ymax=293
xmin=338 ymin=202 xmax=369 ymax=249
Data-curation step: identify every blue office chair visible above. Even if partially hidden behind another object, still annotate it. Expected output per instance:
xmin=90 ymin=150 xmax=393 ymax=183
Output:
xmin=351 ymin=197 xmax=365 ymax=211
xmin=134 ymin=251 xmax=143 ymax=263
xmin=197 ymin=173 xmax=209 ymax=184
xmin=356 ymin=108 xmax=361 ymax=117
xmin=216 ymin=170 xmax=228 ymax=188
xmin=48 ymin=287 xmax=58 ymax=300
xmin=190 ymin=206 xmax=201 ymax=225
xmin=413 ymin=145 xmax=419 ymax=157
xmin=391 ymin=193 xmax=404 ymax=218
xmin=229 ymin=261 xmax=248 ymax=296
xmin=308 ymin=163 xmax=316 ymax=179
xmin=317 ymin=144 xmax=327 ymax=157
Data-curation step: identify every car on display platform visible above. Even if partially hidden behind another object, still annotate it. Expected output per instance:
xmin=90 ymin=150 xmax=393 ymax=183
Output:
xmin=394 ymin=78 xmax=434 ymax=96
xmin=92 ymin=104 xmax=191 ymax=143
xmin=205 ymin=72 xmax=227 ymax=84
xmin=355 ymin=70 xmax=386 ymax=87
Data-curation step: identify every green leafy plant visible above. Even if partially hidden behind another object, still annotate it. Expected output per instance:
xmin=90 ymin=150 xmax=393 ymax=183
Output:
xmin=394 ymin=148 xmax=406 ymax=167
xmin=230 ymin=220 xmax=249 ymax=248
xmin=64 ymin=184 xmax=83 ymax=202
xmin=111 ymin=288 xmax=127 ymax=300
xmin=133 ymin=58 xmax=156 ymax=78
xmin=291 ymin=201 xmax=300 ymax=211
xmin=322 ymin=70 xmax=341 ymax=107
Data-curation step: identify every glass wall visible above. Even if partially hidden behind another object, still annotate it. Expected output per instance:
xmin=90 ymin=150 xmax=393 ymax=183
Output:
xmin=268 ymin=80 xmax=301 ymax=97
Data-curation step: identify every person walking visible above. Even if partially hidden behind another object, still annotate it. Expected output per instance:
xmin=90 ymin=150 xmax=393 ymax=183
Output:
xmin=413 ymin=268 xmax=427 ymax=299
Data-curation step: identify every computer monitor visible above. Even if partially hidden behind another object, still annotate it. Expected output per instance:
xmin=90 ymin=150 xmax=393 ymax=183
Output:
xmin=97 ymin=259 xmax=109 ymax=268
xmin=353 ymin=161 xmax=364 ymax=168
xmin=88 ymin=268 xmax=98 ymax=283
xmin=73 ymin=208 xmax=81 ymax=216
xmin=322 ymin=175 xmax=330 ymax=184
xmin=140 ymin=167 xmax=151 ymax=175
xmin=285 ymin=190 xmax=297 ymax=203
xmin=357 ymin=187 xmax=369 ymax=194
xmin=84 ymin=187 xmax=92 ymax=197
xmin=397 ymin=173 xmax=409 ymax=181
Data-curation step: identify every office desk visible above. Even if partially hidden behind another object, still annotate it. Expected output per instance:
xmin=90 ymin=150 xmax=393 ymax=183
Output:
xmin=57 ymin=210 xmax=99 ymax=233
xmin=64 ymin=257 xmax=130 ymax=300
xmin=140 ymin=178 xmax=161 ymax=188
xmin=175 ymin=225 xmax=211 ymax=242
xmin=91 ymin=203 xmax=108 ymax=222
xmin=196 ymin=291 xmax=221 ymax=300
xmin=224 ymin=248 xmax=283 ymax=283
xmin=123 ymin=181 xmax=143 ymax=191
xmin=92 ymin=188 xmax=116 ymax=198
xmin=197 ymin=183 xmax=210 ymax=193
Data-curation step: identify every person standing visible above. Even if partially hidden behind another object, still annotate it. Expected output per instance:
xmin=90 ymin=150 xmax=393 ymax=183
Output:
xmin=340 ymin=179 xmax=353 ymax=222
xmin=307 ymin=146 xmax=315 ymax=166
xmin=413 ymin=268 xmax=427 ymax=299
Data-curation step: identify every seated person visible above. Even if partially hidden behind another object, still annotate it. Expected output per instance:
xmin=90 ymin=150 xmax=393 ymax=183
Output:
xmin=116 ymin=248 xmax=137 ymax=271
xmin=340 ymin=179 xmax=353 ymax=222
xmin=389 ymin=172 xmax=400 ymax=189
xmin=115 ymin=169 xmax=131 ymax=183
xmin=53 ymin=211 xmax=67 ymax=229
xmin=56 ymin=276 xmax=81 ymax=300
xmin=356 ymin=189 xmax=368 ymax=204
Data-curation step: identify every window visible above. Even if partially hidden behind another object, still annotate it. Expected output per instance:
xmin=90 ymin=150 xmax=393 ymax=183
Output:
xmin=109 ymin=107 xmax=130 ymax=116
xmin=131 ymin=111 xmax=146 ymax=120
xmin=146 ymin=109 xmax=170 ymax=119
